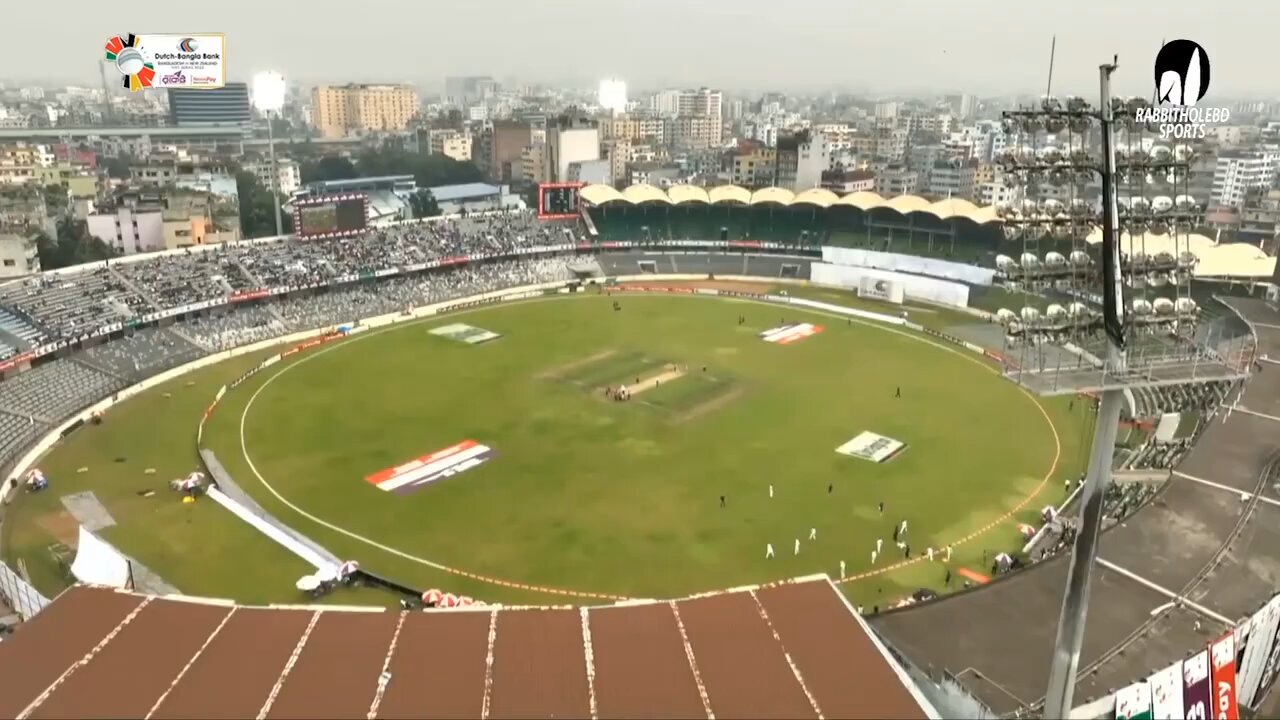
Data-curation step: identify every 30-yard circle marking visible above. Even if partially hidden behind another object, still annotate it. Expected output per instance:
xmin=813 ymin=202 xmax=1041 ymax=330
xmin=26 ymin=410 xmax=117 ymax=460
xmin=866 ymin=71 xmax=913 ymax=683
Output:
xmin=233 ymin=291 xmax=1064 ymax=600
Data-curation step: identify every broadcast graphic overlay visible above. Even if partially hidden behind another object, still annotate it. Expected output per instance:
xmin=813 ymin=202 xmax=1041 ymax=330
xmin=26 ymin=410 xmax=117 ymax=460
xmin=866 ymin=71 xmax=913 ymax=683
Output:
xmin=104 ymin=33 xmax=226 ymax=92
xmin=1137 ymin=39 xmax=1230 ymax=139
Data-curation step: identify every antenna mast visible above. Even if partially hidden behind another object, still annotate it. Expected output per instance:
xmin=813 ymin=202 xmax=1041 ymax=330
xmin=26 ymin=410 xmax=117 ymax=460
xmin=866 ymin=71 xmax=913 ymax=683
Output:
xmin=1045 ymin=35 xmax=1057 ymax=97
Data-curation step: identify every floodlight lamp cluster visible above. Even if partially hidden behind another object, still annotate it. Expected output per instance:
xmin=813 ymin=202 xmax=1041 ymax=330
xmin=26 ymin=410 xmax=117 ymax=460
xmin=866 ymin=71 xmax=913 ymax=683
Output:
xmin=998 ymin=195 xmax=1098 ymax=243
xmin=1002 ymin=95 xmax=1095 ymax=135
xmin=995 ymin=301 xmax=1102 ymax=339
xmin=1116 ymin=201 xmax=1202 ymax=236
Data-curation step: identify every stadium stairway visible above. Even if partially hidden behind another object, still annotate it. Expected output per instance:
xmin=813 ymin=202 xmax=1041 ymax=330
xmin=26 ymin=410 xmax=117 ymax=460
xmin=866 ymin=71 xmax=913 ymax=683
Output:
xmin=107 ymin=264 xmax=163 ymax=314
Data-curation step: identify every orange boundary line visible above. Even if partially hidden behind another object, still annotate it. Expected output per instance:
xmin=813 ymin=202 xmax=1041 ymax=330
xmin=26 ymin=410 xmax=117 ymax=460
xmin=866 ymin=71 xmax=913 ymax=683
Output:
xmin=834 ymin=355 xmax=1062 ymax=586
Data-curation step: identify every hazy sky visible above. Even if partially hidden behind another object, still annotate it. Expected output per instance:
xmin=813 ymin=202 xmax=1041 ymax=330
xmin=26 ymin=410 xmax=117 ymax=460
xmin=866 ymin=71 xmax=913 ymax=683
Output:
xmin=10 ymin=1 xmax=1279 ymax=99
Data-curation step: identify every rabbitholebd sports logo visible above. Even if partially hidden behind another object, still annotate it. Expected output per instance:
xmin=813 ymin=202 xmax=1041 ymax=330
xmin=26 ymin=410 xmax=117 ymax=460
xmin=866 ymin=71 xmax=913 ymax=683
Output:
xmin=1138 ymin=39 xmax=1230 ymax=139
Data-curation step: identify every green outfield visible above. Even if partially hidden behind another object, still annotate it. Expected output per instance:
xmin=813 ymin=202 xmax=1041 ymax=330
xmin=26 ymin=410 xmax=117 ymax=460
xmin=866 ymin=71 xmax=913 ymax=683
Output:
xmin=3 ymin=287 xmax=1094 ymax=609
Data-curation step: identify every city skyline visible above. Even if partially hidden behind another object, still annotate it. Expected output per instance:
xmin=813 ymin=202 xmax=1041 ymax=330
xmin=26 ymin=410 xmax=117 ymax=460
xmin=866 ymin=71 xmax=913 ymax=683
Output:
xmin=6 ymin=0 xmax=1280 ymax=99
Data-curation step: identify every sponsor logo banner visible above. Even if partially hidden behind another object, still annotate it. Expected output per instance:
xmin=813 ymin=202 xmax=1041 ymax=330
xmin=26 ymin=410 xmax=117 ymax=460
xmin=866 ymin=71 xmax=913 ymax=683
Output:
xmin=760 ymin=323 xmax=824 ymax=345
xmin=230 ymin=289 xmax=270 ymax=303
xmin=1149 ymin=661 xmax=1185 ymax=720
xmin=1115 ymin=679 xmax=1153 ymax=720
xmin=616 ymin=285 xmax=696 ymax=295
xmin=429 ymin=323 xmax=502 ymax=345
xmin=1255 ymin=603 xmax=1280 ymax=710
xmin=1184 ymin=650 xmax=1212 ymax=720
xmin=1240 ymin=596 xmax=1280 ymax=708
xmin=835 ymin=431 xmax=907 ymax=463
xmin=366 ymin=440 xmax=495 ymax=495
xmin=1210 ymin=632 xmax=1239 ymax=719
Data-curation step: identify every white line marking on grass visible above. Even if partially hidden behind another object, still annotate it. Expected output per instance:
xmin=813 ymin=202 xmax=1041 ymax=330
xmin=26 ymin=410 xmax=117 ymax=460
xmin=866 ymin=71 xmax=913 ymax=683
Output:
xmin=669 ymin=600 xmax=715 ymax=719
xmin=18 ymin=597 xmax=153 ymax=720
xmin=748 ymin=590 xmax=823 ymax=719
xmin=145 ymin=606 xmax=237 ymax=719
xmin=580 ymin=607 xmax=599 ymax=719
xmin=365 ymin=611 xmax=406 ymax=720
xmin=231 ymin=292 xmax=1061 ymax=597
xmin=481 ymin=609 xmax=499 ymax=720
xmin=257 ymin=610 xmax=321 ymax=720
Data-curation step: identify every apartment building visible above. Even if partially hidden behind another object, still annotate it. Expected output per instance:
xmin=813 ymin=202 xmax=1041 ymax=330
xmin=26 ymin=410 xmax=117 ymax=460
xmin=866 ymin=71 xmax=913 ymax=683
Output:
xmin=598 ymin=115 xmax=665 ymax=143
xmin=874 ymin=164 xmax=919 ymax=196
xmin=732 ymin=149 xmax=776 ymax=188
xmin=1211 ymin=150 xmax=1280 ymax=208
xmin=311 ymin=84 xmax=419 ymax=139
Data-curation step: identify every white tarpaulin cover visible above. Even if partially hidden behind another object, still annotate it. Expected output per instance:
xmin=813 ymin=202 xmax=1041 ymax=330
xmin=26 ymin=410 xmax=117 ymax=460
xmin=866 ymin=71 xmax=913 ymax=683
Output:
xmin=822 ymin=246 xmax=996 ymax=286
xmin=70 ymin=525 xmax=131 ymax=588
xmin=1154 ymin=413 xmax=1181 ymax=444
xmin=811 ymin=262 xmax=971 ymax=308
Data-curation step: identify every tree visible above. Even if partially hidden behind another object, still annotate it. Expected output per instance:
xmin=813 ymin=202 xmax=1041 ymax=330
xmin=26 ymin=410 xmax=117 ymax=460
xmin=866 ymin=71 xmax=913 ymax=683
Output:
xmin=235 ymin=171 xmax=292 ymax=239
xmin=408 ymin=189 xmax=440 ymax=219
xmin=300 ymin=156 xmax=359 ymax=184
xmin=42 ymin=185 xmax=68 ymax=216
xmin=103 ymin=155 xmax=134 ymax=180
xmin=354 ymin=147 xmax=482 ymax=188
xmin=269 ymin=116 xmax=294 ymax=137
xmin=35 ymin=219 xmax=119 ymax=270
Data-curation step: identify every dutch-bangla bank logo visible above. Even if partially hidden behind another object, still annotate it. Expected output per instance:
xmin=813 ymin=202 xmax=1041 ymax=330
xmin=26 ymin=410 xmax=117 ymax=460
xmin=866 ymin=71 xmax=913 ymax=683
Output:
xmin=1137 ymin=39 xmax=1230 ymax=138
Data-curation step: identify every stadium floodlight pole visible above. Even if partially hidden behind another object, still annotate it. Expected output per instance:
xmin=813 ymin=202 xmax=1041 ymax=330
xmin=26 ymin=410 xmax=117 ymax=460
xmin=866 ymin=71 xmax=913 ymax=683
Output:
xmin=266 ymin=113 xmax=283 ymax=237
xmin=1042 ymin=57 xmax=1128 ymax=720
xmin=252 ymin=71 xmax=287 ymax=238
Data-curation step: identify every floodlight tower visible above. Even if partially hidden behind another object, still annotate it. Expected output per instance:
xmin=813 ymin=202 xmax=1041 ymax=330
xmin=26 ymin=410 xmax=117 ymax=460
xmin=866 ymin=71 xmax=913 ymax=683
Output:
xmin=994 ymin=57 xmax=1252 ymax=718
xmin=252 ymin=71 xmax=287 ymax=238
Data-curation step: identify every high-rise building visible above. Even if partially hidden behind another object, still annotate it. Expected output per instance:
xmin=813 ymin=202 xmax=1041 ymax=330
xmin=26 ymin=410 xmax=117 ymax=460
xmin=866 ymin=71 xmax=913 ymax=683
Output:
xmin=167 ymin=83 xmax=251 ymax=127
xmin=874 ymin=164 xmax=919 ymax=196
xmin=677 ymin=88 xmax=722 ymax=122
xmin=1212 ymin=150 xmax=1280 ymax=208
xmin=667 ymin=116 xmax=720 ymax=150
xmin=546 ymin=115 xmax=600 ymax=183
xmin=650 ymin=89 xmax=681 ymax=116
xmin=245 ymin=158 xmax=301 ymax=196
xmin=445 ymin=76 xmax=498 ymax=106
xmin=794 ymin=132 xmax=833 ymax=191
xmin=773 ymin=131 xmax=805 ymax=189
xmin=925 ymin=160 xmax=976 ymax=199
xmin=311 ymin=84 xmax=419 ymax=139
xmin=488 ymin=121 xmax=533 ymax=182
xmin=599 ymin=115 xmax=665 ymax=143
xmin=874 ymin=102 xmax=901 ymax=121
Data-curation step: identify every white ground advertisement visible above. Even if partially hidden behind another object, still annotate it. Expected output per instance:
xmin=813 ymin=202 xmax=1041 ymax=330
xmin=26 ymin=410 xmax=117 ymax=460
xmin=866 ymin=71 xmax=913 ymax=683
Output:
xmin=835 ymin=431 xmax=908 ymax=463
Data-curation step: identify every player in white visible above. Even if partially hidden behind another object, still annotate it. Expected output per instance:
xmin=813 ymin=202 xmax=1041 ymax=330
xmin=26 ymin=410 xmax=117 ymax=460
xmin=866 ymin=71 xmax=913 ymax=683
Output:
xmin=769 ymin=484 xmax=774 ymax=499
xmin=794 ymin=538 xmax=800 ymax=555
xmin=871 ymin=549 xmax=878 ymax=564
xmin=927 ymin=547 xmax=934 ymax=561
xmin=808 ymin=527 xmax=816 ymax=541
xmin=839 ymin=560 xmax=846 ymax=578
xmin=876 ymin=538 xmax=883 ymax=553
xmin=945 ymin=545 xmax=953 ymax=562
xmin=766 ymin=543 xmax=775 ymax=558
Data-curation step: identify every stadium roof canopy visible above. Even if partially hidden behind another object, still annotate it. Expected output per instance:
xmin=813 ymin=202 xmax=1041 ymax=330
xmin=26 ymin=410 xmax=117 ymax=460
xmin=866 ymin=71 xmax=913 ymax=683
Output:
xmin=580 ymin=183 xmax=1000 ymax=224
xmin=427 ymin=182 xmax=503 ymax=202
xmin=0 ymin=577 xmax=938 ymax=719
xmin=1082 ymin=228 xmax=1277 ymax=278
